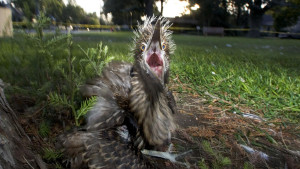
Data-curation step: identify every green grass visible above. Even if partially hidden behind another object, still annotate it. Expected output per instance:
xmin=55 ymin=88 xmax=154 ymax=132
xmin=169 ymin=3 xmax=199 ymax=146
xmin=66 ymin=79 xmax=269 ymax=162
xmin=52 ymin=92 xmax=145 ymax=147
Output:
xmin=0 ymin=32 xmax=299 ymax=122
xmin=171 ymin=35 xmax=300 ymax=121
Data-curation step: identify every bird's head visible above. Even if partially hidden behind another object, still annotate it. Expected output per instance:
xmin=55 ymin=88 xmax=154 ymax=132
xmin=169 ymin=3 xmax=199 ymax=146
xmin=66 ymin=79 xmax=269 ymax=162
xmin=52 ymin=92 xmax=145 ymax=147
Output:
xmin=132 ymin=17 xmax=175 ymax=84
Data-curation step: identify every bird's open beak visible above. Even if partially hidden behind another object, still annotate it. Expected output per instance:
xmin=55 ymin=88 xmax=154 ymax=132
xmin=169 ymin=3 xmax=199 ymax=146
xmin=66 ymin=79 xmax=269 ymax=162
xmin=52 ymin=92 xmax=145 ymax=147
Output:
xmin=145 ymin=20 xmax=164 ymax=80
xmin=150 ymin=20 xmax=162 ymax=49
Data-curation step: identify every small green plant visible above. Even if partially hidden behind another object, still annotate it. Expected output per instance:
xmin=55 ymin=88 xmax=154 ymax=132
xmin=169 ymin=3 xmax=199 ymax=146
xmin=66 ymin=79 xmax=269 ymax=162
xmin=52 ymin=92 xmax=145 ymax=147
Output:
xmin=198 ymin=158 xmax=209 ymax=169
xmin=24 ymin=12 xmax=68 ymax=89
xmin=244 ymin=162 xmax=255 ymax=169
xmin=55 ymin=162 xmax=63 ymax=169
xmin=39 ymin=120 xmax=50 ymax=138
xmin=199 ymin=140 xmax=232 ymax=169
xmin=75 ymin=96 xmax=98 ymax=124
xmin=5 ymin=13 xmax=114 ymax=127
xmin=79 ymin=42 xmax=115 ymax=79
xmin=43 ymin=147 xmax=62 ymax=162
xmin=49 ymin=38 xmax=112 ymax=126
xmin=49 ymin=93 xmax=97 ymax=126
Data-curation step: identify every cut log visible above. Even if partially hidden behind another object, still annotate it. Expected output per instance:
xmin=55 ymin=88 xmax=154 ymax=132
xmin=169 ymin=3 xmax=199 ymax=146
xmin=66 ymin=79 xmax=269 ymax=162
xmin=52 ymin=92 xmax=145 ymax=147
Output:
xmin=0 ymin=79 xmax=47 ymax=169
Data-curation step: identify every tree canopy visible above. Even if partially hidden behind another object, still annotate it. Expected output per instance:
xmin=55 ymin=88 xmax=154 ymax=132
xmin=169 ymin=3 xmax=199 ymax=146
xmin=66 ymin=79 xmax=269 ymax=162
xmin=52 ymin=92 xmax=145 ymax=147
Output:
xmin=189 ymin=0 xmax=300 ymax=37
xmin=12 ymin=0 xmax=101 ymax=25
xmin=103 ymin=0 xmax=145 ymax=25
xmin=102 ymin=0 xmax=160 ymax=25
xmin=189 ymin=0 xmax=230 ymax=27
xmin=272 ymin=0 xmax=300 ymax=31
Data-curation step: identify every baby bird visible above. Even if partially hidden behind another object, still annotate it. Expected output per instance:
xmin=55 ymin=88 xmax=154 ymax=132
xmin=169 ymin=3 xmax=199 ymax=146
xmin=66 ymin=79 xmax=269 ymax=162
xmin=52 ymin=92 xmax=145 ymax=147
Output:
xmin=57 ymin=16 xmax=177 ymax=169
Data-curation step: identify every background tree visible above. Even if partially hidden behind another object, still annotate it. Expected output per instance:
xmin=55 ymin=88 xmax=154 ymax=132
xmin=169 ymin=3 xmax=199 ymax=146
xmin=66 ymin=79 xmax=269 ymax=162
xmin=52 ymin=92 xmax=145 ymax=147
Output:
xmin=227 ymin=0 xmax=249 ymax=27
xmin=145 ymin=0 xmax=154 ymax=16
xmin=189 ymin=0 xmax=230 ymax=27
xmin=160 ymin=0 xmax=164 ymax=15
xmin=12 ymin=0 xmax=100 ymax=25
xmin=103 ymin=0 xmax=146 ymax=25
xmin=62 ymin=3 xmax=86 ymax=24
xmin=102 ymin=0 xmax=162 ymax=25
xmin=190 ymin=0 xmax=292 ymax=37
xmin=236 ymin=0 xmax=293 ymax=37
xmin=245 ymin=0 xmax=276 ymax=37
xmin=41 ymin=0 xmax=65 ymax=22
xmin=12 ymin=0 xmax=36 ymax=20
xmin=159 ymin=0 xmax=171 ymax=16
xmin=13 ymin=0 xmax=299 ymax=36
xmin=82 ymin=12 xmax=100 ymax=25
xmin=272 ymin=0 xmax=300 ymax=31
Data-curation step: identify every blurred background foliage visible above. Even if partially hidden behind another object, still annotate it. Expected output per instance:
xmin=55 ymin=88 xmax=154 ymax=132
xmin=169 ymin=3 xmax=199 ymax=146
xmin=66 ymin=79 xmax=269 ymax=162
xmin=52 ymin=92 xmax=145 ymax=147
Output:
xmin=3 ymin=0 xmax=299 ymax=34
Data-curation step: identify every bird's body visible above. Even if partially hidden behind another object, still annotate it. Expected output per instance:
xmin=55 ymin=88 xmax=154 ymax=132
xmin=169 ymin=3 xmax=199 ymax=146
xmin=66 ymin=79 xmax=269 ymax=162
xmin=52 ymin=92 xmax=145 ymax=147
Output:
xmin=58 ymin=17 xmax=176 ymax=169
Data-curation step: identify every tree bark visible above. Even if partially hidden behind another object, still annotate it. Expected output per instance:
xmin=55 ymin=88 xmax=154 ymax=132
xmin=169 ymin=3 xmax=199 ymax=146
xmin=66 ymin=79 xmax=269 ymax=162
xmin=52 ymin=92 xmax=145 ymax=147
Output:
xmin=235 ymin=1 xmax=242 ymax=26
xmin=247 ymin=0 xmax=275 ymax=37
xmin=248 ymin=10 xmax=263 ymax=37
xmin=0 ymin=80 xmax=46 ymax=169
xmin=161 ymin=0 xmax=164 ymax=16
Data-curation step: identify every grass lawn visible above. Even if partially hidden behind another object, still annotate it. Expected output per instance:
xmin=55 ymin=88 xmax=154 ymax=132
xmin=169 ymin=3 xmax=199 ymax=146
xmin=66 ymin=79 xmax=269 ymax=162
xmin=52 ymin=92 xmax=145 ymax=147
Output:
xmin=171 ymin=35 xmax=300 ymax=122
xmin=71 ymin=32 xmax=300 ymax=122
xmin=0 ymin=32 xmax=300 ymax=168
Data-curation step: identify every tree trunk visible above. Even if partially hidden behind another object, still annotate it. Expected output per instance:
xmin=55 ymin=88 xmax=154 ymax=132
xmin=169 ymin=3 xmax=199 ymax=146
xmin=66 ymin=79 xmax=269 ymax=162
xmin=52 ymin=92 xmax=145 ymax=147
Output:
xmin=161 ymin=0 xmax=164 ymax=16
xmin=248 ymin=10 xmax=263 ymax=37
xmin=145 ymin=0 xmax=154 ymax=17
xmin=0 ymin=80 xmax=46 ymax=169
xmin=248 ymin=0 xmax=265 ymax=37
xmin=236 ymin=4 xmax=241 ymax=26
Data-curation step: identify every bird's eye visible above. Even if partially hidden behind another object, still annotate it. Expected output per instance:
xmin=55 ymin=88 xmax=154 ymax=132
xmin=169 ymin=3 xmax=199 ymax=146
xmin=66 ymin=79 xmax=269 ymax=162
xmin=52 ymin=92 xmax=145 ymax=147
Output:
xmin=140 ymin=44 xmax=146 ymax=51
xmin=162 ymin=43 xmax=166 ymax=50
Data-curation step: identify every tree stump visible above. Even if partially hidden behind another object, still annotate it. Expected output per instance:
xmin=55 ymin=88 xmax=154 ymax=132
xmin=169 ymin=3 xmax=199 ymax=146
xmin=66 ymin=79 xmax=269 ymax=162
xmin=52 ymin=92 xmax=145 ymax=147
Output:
xmin=0 ymin=79 xmax=46 ymax=169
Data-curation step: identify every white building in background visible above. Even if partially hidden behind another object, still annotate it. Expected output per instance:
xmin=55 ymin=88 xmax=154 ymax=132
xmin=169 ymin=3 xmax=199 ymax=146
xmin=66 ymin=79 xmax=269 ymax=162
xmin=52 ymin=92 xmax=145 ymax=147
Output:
xmin=0 ymin=6 xmax=13 ymax=37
